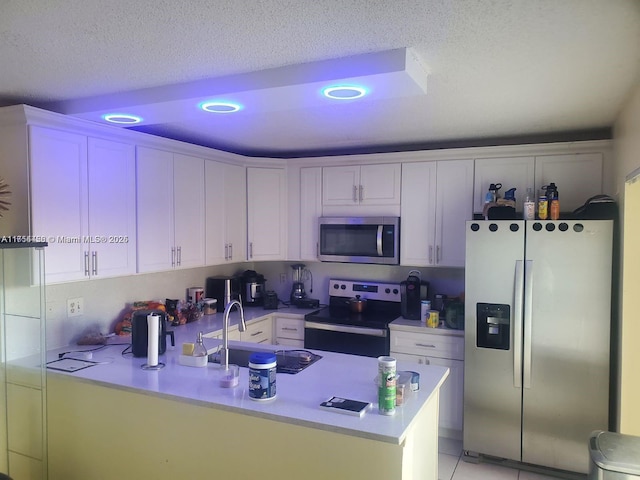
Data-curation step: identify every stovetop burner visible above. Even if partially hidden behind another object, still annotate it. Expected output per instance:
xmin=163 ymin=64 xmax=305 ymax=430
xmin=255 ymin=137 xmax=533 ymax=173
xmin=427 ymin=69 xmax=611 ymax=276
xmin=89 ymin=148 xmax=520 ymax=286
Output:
xmin=305 ymin=279 xmax=401 ymax=328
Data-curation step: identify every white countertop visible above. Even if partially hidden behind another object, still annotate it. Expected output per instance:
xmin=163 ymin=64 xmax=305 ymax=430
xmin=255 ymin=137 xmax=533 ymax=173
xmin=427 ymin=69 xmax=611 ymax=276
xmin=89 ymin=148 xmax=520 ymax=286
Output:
xmin=44 ymin=308 xmax=449 ymax=445
xmin=390 ymin=318 xmax=465 ymax=336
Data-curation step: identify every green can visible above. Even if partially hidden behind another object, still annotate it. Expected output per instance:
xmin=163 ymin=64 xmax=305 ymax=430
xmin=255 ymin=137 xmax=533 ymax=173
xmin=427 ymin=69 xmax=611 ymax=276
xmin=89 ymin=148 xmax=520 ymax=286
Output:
xmin=378 ymin=356 xmax=397 ymax=415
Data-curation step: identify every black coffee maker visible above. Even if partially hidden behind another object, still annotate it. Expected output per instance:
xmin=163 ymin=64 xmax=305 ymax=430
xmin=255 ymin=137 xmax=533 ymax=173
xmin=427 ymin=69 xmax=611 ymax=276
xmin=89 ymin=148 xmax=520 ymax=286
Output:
xmin=131 ymin=309 xmax=175 ymax=357
xmin=400 ymin=270 xmax=429 ymax=320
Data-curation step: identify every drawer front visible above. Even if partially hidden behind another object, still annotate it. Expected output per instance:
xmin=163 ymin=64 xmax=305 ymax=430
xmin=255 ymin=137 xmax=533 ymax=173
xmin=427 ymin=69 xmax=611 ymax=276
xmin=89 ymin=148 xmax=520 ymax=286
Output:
xmin=275 ymin=317 xmax=304 ymax=340
xmin=391 ymin=330 xmax=464 ymax=360
xmin=242 ymin=318 xmax=272 ymax=344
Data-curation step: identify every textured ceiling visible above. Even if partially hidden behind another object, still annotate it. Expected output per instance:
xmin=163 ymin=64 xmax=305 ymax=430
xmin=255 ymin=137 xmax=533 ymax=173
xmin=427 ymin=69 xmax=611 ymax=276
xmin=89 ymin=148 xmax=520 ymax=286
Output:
xmin=1 ymin=0 xmax=639 ymax=157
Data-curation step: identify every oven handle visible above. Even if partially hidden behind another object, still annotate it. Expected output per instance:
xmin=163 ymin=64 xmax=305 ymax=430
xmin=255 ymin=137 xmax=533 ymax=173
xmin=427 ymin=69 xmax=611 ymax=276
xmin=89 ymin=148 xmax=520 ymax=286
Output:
xmin=305 ymin=321 xmax=388 ymax=337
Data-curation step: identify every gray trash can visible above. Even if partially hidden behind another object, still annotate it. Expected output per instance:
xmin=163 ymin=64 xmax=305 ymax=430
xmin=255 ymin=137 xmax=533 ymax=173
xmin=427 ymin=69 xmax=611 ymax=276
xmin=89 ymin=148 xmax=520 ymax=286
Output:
xmin=589 ymin=430 xmax=640 ymax=479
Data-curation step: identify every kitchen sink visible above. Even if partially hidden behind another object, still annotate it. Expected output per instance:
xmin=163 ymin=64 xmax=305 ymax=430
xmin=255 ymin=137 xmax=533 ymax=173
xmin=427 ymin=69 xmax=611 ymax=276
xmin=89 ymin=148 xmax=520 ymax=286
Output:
xmin=208 ymin=347 xmax=321 ymax=374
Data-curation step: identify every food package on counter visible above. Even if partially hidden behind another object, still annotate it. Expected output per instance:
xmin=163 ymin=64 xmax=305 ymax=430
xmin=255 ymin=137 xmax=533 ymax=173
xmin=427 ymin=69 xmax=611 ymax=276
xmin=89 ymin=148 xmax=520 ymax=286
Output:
xmin=114 ymin=300 xmax=166 ymax=336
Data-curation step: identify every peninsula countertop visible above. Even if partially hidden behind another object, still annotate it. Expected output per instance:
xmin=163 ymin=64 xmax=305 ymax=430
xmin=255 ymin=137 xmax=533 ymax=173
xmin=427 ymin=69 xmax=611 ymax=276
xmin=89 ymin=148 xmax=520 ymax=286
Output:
xmin=44 ymin=309 xmax=449 ymax=445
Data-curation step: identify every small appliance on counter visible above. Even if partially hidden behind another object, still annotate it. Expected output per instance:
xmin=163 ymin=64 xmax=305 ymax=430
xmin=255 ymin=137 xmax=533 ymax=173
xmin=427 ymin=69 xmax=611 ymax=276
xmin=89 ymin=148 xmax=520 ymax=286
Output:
xmin=131 ymin=309 xmax=175 ymax=358
xmin=400 ymin=270 xmax=429 ymax=320
xmin=205 ymin=275 xmax=241 ymax=310
xmin=289 ymin=263 xmax=319 ymax=308
xmin=240 ymin=269 xmax=266 ymax=306
xmin=263 ymin=291 xmax=279 ymax=310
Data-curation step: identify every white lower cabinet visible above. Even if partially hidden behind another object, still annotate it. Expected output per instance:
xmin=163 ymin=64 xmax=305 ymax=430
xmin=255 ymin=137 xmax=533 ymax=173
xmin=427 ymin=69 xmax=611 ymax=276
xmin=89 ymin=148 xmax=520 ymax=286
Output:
xmin=274 ymin=315 xmax=305 ymax=347
xmin=390 ymin=324 xmax=464 ymax=439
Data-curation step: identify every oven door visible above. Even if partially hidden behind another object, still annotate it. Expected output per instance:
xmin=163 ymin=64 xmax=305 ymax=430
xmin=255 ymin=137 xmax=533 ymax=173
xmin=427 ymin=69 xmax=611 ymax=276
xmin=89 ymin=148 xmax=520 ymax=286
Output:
xmin=304 ymin=321 xmax=390 ymax=357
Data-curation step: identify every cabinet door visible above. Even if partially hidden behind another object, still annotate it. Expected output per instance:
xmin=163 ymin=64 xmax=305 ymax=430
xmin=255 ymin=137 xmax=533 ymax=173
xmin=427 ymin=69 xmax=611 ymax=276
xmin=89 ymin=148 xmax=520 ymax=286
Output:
xmin=322 ymin=165 xmax=360 ymax=205
xmin=534 ymin=153 xmax=603 ymax=212
xmin=275 ymin=316 xmax=305 ymax=341
xmin=401 ymin=162 xmax=437 ymax=266
xmin=360 ymin=163 xmax=401 ymax=206
xmin=173 ymin=153 xmax=205 ymax=269
xmin=87 ymin=138 xmax=137 ymax=278
xmin=29 ymin=126 xmax=88 ymax=283
xmin=204 ymin=160 xmax=227 ymax=265
xmin=247 ymin=167 xmax=286 ymax=261
xmin=426 ymin=356 xmax=464 ymax=433
xmin=473 ymin=156 xmax=535 ymax=213
xmin=136 ymin=147 xmax=175 ymax=273
xmin=300 ymin=167 xmax=322 ymax=261
xmin=435 ymin=160 xmax=474 ymax=267
xmin=224 ymin=163 xmax=246 ymax=262
xmin=391 ymin=351 xmax=464 ymax=436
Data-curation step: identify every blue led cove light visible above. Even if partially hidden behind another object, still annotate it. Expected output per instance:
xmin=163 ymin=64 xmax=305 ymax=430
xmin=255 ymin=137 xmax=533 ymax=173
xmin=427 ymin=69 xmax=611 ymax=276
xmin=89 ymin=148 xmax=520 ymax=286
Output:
xmin=102 ymin=113 xmax=143 ymax=124
xmin=199 ymin=101 xmax=242 ymax=113
xmin=322 ymin=85 xmax=368 ymax=100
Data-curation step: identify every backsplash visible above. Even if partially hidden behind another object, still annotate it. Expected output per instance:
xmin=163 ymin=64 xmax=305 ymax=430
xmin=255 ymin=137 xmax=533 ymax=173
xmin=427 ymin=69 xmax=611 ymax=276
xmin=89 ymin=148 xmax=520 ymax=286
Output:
xmin=45 ymin=261 xmax=464 ymax=349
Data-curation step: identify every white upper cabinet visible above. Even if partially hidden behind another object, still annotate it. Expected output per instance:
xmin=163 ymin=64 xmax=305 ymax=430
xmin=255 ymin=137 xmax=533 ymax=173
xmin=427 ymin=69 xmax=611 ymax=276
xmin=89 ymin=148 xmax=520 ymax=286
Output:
xmin=474 ymin=152 xmax=604 ymax=214
xmin=247 ymin=167 xmax=287 ymax=261
xmin=86 ymin=138 xmax=137 ymax=277
xmin=299 ymin=167 xmax=323 ymax=261
xmin=534 ymin=153 xmax=603 ymax=212
xmin=322 ymin=163 xmax=401 ymax=215
xmin=29 ymin=126 xmax=136 ymax=283
xmin=205 ymin=161 xmax=246 ymax=265
xmin=136 ymin=147 xmax=205 ymax=273
xmin=473 ymin=156 xmax=535 ymax=214
xmin=401 ymin=160 xmax=473 ymax=267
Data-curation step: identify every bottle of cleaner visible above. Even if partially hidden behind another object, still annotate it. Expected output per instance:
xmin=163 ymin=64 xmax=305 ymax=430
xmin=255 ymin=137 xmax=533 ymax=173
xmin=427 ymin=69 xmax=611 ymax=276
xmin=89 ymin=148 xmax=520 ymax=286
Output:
xmin=547 ymin=183 xmax=560 ymax=220
xmin=537 ymin=187 xmax=548 ymax=220
xmin=523 ymin=188 xmax=535 ymax=220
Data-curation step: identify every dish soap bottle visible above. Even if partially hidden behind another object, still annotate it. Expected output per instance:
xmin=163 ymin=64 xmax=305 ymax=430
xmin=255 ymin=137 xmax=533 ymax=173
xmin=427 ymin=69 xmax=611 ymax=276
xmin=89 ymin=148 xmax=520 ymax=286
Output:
xmin=193 ymin=331 xmax=208 ymax=357
xmin=523 ymin=188 xmax=535 ymax=220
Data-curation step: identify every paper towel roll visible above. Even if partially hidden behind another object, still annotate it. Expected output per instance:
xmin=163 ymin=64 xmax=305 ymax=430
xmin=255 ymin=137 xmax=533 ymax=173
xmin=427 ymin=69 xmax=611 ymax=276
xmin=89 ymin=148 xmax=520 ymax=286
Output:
xmin=147 ymin=313 xmax=159 ymax=367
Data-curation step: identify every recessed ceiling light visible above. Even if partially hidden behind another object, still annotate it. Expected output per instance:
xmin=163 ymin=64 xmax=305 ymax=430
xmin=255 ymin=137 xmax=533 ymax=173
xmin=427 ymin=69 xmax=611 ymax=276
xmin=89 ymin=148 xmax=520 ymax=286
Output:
xmin=322 ymin=85 xmax=368 ymax=100
xmin=101 ymin=113 xmax=143 ymax=124
xmin=199 ymin=101 xmax=242 ymax=113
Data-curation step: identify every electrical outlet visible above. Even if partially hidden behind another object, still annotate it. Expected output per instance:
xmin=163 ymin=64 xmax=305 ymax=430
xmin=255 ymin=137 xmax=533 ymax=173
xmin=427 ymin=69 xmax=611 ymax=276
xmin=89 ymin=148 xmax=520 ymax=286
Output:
xmin=67 ymin=297 xmax=83 ymax=317
xmin=280 ymin=273 xmax=287 ymax=283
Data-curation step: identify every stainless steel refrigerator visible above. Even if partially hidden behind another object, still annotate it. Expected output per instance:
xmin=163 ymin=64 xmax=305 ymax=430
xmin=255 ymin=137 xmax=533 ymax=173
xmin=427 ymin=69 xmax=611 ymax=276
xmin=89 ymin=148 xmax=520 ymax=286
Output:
xmin=463 ymin=220 xmax=613 ymax=474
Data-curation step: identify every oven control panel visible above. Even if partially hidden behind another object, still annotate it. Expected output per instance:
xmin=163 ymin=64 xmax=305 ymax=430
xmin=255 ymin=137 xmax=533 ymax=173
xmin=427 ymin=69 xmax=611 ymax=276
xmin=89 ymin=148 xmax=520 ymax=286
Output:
xmin=328 ymin=279 xmax=401 ymax=303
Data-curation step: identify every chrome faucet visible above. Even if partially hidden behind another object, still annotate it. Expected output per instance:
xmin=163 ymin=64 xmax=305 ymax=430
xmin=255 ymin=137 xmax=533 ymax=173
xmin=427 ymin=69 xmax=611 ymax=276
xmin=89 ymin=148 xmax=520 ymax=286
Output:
xmin=221 ymin=299 xmax=246 ymax=369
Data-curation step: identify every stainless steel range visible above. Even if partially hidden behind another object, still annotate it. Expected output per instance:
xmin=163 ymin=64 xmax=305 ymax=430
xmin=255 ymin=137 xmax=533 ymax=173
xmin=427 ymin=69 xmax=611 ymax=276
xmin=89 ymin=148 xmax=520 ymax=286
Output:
xmin=304 ymin=279 xmax=401 ymax=357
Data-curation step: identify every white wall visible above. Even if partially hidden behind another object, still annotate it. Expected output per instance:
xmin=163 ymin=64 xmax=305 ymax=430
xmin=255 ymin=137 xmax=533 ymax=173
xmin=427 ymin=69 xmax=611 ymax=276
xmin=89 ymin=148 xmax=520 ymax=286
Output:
xmin=613 ymin=80 xmax=640 ymax=435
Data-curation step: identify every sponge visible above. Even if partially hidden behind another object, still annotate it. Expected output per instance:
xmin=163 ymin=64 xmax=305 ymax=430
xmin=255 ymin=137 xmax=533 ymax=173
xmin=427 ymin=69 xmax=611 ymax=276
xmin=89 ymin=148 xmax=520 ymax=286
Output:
xmin=182 ymin=342 xmax=195 ymax=356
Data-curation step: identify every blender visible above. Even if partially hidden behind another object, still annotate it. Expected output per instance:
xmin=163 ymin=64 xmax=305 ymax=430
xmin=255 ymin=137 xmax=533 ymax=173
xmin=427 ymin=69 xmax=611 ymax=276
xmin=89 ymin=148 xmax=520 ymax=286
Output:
xmin=289 ymin=263 xmax=319 ymax=308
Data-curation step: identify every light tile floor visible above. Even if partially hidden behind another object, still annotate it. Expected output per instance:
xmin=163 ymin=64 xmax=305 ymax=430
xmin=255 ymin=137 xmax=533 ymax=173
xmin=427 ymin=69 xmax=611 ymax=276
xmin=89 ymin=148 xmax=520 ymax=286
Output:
xmin=438 ymin=438 xmax=586 ymax=480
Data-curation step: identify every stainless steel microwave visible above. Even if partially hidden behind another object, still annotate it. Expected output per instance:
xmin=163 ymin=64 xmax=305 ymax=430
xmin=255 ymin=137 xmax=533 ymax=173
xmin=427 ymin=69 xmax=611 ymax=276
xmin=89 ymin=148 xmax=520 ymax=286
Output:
xmin=318 ymin=217 xmax=400 ymax=265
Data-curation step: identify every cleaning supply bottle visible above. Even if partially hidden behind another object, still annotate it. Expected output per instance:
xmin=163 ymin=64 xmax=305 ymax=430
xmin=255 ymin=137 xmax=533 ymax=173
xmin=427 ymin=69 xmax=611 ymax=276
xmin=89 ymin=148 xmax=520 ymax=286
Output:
xmin=523 ymin=188 xmax=535 ymax=220
xmin=537 ymin=186 xmax=548 ymax=220
xmin=547 ymin=183 xmax=560 ymax=220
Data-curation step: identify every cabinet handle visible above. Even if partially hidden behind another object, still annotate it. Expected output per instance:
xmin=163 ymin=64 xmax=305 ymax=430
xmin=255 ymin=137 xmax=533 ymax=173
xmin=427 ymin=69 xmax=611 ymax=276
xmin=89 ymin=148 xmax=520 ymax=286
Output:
xmin=92 ymin=251 xmax=98 ymax=275
xmin=171 ymin=247 xmax=176 ymax=267
xmin=224 ymin=243 xmax=229 ymax=260
xmin=429 ymin=246 xmax=433 ymax=264
xmin=282 ymin=327 xmax=298 ymax=332
xmin=415 ymin=343 xmax=436 ymax=348
xmin=84 ymin=252 xmax=90 ymax=276
xmin=251 ymin=331 xmax=263 ymax=337
xmin=229 ymin=243 xmax=233 ymax=260
xmin=353 ymin=185 xmax=358 ymax=203
xmin=316 ymin=242 xmax=319 ymax=259
xmin=436 ymin=245 xmax=441 ymax=264
xmin=359 ymin=185 xmax=364 ymax=202
xmin=249 ymin=242 xmax=253 ymax=258
xmin=177 ymin=246 xmax=182 ymax=266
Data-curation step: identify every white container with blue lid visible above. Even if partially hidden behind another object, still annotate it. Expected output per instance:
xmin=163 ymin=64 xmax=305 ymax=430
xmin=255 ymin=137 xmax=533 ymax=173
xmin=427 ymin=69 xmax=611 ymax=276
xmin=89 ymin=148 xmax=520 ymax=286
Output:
xmin=248 ymin=352 xmax=277 ymax=401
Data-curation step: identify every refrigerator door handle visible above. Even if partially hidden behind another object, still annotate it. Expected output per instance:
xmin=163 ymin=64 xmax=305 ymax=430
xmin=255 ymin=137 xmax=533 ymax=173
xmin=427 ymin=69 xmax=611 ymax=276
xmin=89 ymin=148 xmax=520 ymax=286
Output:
xmin=513 ymin=260 xmax=524 ymax=388
xmin=523 ymin=259 xmax=534 ymax=389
